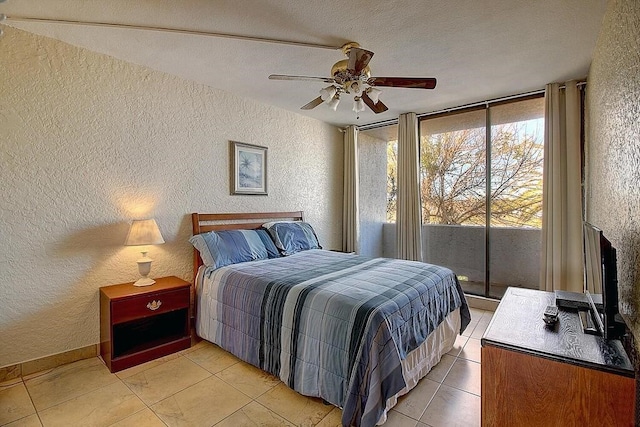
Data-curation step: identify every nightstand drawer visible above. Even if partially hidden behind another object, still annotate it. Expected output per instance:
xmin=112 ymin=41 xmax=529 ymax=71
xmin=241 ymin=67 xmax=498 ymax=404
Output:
xmin=112 ymin=288 xmax=189 ymax=324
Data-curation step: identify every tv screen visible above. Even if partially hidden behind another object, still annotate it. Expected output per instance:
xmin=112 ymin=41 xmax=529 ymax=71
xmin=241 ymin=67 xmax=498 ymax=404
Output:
xmin=583 ymin=222 xmax=621 ymax=340
xmin=583 ymin=223 xmax=603 ymax=295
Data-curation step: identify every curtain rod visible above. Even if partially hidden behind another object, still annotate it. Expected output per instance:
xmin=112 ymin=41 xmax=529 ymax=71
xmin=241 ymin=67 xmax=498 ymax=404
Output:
xmin=358 ymin=81 xmax=586 ymax=131
xmin=3 ymin=15 xmax=342 ymax=50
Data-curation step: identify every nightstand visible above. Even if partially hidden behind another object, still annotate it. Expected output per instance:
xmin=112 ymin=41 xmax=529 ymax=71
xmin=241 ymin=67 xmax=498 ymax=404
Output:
xmin=100 ymin=276 xmax=191 ymax=373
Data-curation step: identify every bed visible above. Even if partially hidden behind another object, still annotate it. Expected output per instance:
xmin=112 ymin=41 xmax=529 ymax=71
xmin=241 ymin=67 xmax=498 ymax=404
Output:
xmin=191 ymin=212 xmax=470 ymax=427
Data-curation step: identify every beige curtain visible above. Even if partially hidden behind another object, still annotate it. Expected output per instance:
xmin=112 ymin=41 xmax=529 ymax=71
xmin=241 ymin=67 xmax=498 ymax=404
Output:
xmin=342 ymin=125 xmax=359 ymax=253
xmin=540 ymin=81 xmax=583 ymax=292
xmin=396 ymin=112 xmax=423 ymax=261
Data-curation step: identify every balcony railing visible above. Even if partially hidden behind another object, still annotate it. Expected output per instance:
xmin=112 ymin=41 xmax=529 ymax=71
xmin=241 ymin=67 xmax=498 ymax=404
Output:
xmin=381 ymin=223 xmax=541 ymax=297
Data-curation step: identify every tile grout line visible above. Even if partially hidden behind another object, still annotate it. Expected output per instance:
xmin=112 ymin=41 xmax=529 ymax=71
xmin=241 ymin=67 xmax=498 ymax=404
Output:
xmin=15 ymin=368 xmax=117 ymax=427
xmin=22 ymin=377 xmax=41 ymax=426
xmin=110 ymin=374 xmax=158 ymax=426
xmin=399 ymin=314 xmax=489 ymax=424
xmin=137 ymin=353 xmax=277 ymax=426
xmin=397 ymin=353 xmax=457 ymax=423
xmin=415 ymin=381 xmax=444 ymax=423
xmin=127 ymin=357 xmax=214 ymax=406
xmin=2 ymin=377 xmax=42 ymax=427
xmin=30 ymin=377 xmax=122 ymax=422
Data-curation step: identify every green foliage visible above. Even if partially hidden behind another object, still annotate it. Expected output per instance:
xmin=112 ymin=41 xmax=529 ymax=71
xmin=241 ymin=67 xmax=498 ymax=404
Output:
xmin=387 ymin=121 xmax=543 ymax=228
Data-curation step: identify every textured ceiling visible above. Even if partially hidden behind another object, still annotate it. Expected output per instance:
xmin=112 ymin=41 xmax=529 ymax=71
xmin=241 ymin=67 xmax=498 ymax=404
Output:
xmin=1 ymin=0 xmax=608 ymax=127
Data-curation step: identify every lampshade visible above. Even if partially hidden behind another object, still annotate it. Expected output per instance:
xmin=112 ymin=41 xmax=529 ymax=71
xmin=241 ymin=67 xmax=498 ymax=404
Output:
xmin=327 ymin=94 xmax=340 ymax=111
xmin=352 ymin=97 xmax=365 ymax=113
xmin=125 ymin=219 xmax=165 ymax=286
xmin=125 ymin=219 xmax=165 ymax=246
xmin=320 ymin=85 xmax=337 ymax=102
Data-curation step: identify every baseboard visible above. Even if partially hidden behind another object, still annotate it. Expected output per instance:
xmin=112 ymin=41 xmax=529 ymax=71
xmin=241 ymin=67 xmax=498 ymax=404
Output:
xmin=0 ymin=344 xmax=99 ymax=382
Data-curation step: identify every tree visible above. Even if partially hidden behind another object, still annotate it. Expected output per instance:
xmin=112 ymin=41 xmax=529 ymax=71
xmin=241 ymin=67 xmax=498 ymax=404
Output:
xmin=386 ymin=142 xmax=398 ymax=222
xmin=488 ymin=123 xmax=544 ymax=227
xmin=387 ymin=121 xmax=543 ymax=228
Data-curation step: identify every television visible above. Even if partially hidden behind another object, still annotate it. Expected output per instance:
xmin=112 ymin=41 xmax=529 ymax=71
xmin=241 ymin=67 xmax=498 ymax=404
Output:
xmin=582 ymin=222 xmax=624 ymax=340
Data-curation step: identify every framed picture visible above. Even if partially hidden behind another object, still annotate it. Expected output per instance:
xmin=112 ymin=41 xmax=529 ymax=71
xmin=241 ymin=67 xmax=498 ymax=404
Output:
xmin=230 ymin=141 xmax=268 ymax=195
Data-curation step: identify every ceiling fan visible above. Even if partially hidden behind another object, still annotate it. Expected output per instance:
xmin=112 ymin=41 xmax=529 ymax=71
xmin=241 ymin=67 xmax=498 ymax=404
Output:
xmin=269 ymin=42 xmax=437 ymax=114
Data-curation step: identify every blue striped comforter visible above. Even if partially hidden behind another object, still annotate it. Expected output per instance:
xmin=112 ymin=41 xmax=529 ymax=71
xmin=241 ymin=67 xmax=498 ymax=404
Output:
xmin=197 ymin=250 xmax=470 ymax=426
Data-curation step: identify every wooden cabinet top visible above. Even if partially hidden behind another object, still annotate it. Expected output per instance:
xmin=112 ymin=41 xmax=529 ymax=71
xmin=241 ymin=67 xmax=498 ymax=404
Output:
xmin=482 ymin=287 xmax=634 ymax=377
xmin=100 ymin=276 xmax=191 ymax=300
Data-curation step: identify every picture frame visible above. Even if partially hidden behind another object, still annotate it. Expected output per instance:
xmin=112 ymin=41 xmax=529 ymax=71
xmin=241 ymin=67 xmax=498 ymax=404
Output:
xmin=230 ymin=141 xmax=268 ymax=195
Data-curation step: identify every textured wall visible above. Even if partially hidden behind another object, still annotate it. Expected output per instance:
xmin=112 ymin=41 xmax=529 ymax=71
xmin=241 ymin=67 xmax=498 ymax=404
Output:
xmin=0 ymin=29 xmax=343 ymax=367
xmin=586 ymin=0 xmax=640 ymax=346
xmin=357 ymin=132 xmax=387 ymax=258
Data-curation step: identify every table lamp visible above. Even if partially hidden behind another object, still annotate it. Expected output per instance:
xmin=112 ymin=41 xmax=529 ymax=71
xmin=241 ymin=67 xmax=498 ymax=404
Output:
xmin=124 ymin=219 xmax=165 ymax=286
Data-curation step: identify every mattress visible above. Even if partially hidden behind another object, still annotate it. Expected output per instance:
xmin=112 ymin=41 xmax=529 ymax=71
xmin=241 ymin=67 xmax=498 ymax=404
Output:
xmin=195 ymin=249 xmax=470 ymax=426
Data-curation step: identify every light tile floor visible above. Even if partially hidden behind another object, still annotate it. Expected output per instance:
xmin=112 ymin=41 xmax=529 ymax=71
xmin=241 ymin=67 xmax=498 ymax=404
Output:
xmin=0 ymin=308 xmax=492 ymax=427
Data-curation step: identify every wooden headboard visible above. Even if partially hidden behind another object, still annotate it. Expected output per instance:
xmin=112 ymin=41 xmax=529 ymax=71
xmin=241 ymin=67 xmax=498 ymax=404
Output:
xmin=190 ymin=211 xmax=304 ymax=277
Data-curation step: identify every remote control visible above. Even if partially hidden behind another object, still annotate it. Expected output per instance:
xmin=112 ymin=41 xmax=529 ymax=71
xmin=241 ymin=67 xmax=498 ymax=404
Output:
xmin=544 ymin=305 xmax=559 ymax=318
xmin=543 ymin=305 xmax=559 ymax=325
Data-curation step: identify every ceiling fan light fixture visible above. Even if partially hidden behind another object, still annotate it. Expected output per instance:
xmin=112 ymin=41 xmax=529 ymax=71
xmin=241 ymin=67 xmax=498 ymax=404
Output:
xmin=352 ymin=97 xmax=365 ymax=113
xmin=271 ymin=43 xmax=436 ymax=115
xmin=320 ymin=86 xmax=337 ymax=102
xmin=327 ymin=94 xmax=340 ymax=111
xmin=367 ymin=87 xmax=382 ymax=104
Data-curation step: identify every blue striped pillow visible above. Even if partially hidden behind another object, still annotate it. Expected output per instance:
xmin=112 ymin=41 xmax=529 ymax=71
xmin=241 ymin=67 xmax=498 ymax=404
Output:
xmin=189 ymin=229 xmax=280 ymax=269
xmin=255 ymin=229 xmax=281 ymax=259
xmin=263 ymin=221 xmax=322 ymax=256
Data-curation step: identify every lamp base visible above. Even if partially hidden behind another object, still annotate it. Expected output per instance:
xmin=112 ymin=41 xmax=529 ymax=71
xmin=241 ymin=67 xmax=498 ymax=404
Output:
xmin=133 ymin=277 xmax=156 ymax=287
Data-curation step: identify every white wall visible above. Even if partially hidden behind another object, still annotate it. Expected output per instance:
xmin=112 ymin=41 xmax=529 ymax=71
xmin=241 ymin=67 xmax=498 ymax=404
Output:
xmin=0 ymin=28 xmax=343 ymax=367
xmin=357 ymin=132 xmax=387 ymax=258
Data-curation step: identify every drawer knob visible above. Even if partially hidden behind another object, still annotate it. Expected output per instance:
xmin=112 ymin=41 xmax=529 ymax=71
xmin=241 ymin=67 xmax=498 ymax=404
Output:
xmin=147 ymin=300 xmax=162 ymax=311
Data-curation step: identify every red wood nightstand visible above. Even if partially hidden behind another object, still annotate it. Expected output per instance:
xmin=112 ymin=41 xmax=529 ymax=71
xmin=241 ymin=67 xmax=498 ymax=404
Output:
xmin=99 ymin=276 xmax=191 ymax=372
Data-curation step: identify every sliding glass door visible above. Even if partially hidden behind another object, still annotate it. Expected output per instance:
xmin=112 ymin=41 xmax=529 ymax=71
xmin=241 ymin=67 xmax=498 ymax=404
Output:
xmin=420 ymin=96 xmax=544 ymax=298
xmin=488 ymin=97 xmax=544 ymax=297
xmin=367 ymin=93 xmax=544 ymax=299
xmin=419 ymin=109 xmax=487 ymax=296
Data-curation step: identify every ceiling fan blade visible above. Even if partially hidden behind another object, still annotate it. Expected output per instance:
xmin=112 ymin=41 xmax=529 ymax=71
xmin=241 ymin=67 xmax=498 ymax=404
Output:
xmin=361 ymin=92 xmax=389 ymax=114
xmin=301 ymin=96 xmax=324 ymax=110
xmin=269 ymin=74 xmax=335 ymax=84
xmin=347 ymin=47 xmax=374 ymax=75
xmin=368 ymin=77 xmax=437 ymax=89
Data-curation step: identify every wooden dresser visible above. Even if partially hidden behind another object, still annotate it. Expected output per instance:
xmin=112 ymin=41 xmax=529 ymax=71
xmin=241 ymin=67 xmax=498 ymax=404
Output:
xmin=481 ymin=287 xmax=635 ymax=426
